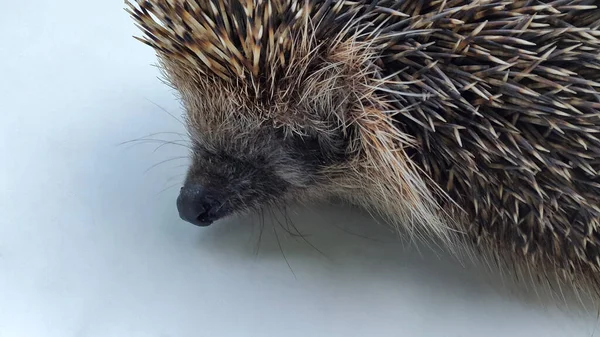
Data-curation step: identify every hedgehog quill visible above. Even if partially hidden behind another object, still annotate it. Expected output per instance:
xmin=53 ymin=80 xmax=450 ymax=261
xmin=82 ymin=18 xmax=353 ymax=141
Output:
xmin=126 ymin=0 xmax=600 ymax=303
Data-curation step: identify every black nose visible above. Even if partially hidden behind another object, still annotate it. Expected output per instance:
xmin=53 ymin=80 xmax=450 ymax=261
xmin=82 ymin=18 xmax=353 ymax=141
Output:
xmin=176 ymin=184 xmax=221 ymax=227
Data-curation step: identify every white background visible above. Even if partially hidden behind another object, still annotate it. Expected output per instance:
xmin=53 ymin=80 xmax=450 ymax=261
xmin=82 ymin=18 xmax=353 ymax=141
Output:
xmin=1 ymin=1 xmax=599 ymax=336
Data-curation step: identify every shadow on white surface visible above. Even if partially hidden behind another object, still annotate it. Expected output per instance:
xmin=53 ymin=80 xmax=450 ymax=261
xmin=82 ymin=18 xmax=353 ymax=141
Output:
xmin=0 ymin=1 xmax=599 ymax=336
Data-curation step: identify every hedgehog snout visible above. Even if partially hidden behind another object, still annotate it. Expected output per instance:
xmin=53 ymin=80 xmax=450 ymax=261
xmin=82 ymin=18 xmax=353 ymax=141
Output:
xmin=176 ymin=183 xmax=225 ymax=227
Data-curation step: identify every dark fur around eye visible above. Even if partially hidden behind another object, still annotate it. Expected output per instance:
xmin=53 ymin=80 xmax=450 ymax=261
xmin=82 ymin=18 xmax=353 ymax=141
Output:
xmin=279 ymin=127 xmax=353 ymax=168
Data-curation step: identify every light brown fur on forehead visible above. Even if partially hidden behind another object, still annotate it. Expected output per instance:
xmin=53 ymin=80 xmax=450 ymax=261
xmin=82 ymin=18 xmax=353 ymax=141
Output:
xmin=126 ymin=0 xmax=324 ymax=94
xmin=127 ymin=0 xmax=368 ymax=131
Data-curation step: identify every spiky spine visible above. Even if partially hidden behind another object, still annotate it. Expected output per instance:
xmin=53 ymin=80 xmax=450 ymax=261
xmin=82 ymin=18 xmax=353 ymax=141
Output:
xmin=126 ymin=0 xmax=600 ymax=301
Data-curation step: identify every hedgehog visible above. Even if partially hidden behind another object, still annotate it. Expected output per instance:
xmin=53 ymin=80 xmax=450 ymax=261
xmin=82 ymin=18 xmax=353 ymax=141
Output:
xmin=125 ymin=0 xmax=600 ymax=303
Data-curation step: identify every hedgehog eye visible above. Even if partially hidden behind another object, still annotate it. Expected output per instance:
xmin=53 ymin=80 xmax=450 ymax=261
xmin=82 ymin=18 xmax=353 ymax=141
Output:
xmin=287 ymin=133 xmax=320 ymax=151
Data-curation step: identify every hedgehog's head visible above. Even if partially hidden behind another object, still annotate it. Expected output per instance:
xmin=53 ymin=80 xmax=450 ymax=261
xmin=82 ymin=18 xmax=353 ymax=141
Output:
xmin=127 ymin=0 xmax=439 ymax=228
xmin=173 ymin=73 xmax=355 ymax=226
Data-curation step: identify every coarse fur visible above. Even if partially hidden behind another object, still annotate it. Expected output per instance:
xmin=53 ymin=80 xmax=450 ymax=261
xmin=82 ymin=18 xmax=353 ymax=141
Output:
xmin=126 ymin=0 xmax=600 ymax=305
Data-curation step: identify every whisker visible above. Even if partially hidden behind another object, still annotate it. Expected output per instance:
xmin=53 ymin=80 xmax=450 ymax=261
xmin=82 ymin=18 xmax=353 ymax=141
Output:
xmin=117 ymin=138 xmax=191 ymax=150
xmin=254 ymin=208 xmax=266 ymax=257
xmin=143 ymin=97 xmax=187 ymax=128
xmin=329 ymin=221 xmax=386 ymax=243
xmin=280 ymin=205 xmax=329 ymax=259
xmin=133 ymin=131 xmax=189 ymax=141
xmin=153 ymin=140 xmax=190 ymax=153
xmin=144 ymin=156 xmax=189 ymax=173
xmin=269 ymin=208 xmax=297 ymax=279
xmin=154 ymin=181 xmax=182 ymax=197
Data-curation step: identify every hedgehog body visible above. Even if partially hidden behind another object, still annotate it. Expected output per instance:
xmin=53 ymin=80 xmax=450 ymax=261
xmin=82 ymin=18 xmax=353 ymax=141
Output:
xmin=127 ymin=0 xmax=600 ymax=302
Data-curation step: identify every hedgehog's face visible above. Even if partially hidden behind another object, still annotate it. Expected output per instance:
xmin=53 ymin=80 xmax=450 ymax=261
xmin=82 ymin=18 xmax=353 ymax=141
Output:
xmin=176 ymin=87 xmax=352 ymax=227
